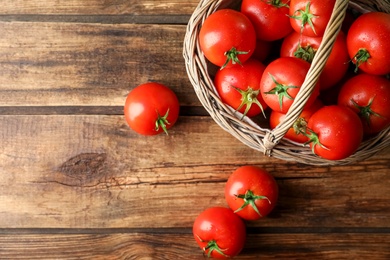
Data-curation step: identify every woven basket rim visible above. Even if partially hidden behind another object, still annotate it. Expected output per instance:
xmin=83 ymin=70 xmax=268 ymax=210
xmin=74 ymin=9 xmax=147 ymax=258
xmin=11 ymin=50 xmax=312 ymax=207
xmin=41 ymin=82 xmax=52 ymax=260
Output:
xmin=183 ymin=0 xmax=390 ymax=166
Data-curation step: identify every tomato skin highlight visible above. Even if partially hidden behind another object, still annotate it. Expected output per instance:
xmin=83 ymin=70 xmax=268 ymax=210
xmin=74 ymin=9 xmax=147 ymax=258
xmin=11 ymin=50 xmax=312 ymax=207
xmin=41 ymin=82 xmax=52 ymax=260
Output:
xmin=214 ymin=58 xmax=267 ymax=117
xmin=337 ymin=74 xmax=390 ymax=135
xmin=225 ymin=166 xmax=278 ymax=221
xmin=260 ymin=57 xmax=320 ymax=113
xmin=193 ymin=207 xmax=246 ymax=258
xmin=241 ymin=0 xmax=293 ymax=41
xmin=199 ymin=9 xmax=256 ymax=68
xmin=346 ymin=12 xmax=390 ymax=75
xmin=124 ymin=82 xmax=180 ymax=136
xmin=307 ymin=105 xmax=363 ymax=160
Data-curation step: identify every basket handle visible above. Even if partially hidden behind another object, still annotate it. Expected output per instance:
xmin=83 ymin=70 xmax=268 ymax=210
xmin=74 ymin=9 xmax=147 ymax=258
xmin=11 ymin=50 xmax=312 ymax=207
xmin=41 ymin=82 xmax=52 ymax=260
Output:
xmin=263 ymin=0 xmax=349 ymax=156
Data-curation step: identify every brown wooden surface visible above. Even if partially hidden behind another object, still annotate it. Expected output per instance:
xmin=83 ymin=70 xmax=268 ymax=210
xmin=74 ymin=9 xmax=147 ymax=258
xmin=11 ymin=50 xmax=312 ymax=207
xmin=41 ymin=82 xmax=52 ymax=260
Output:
xmin=0 ymin=1 xmax=389 ymax=259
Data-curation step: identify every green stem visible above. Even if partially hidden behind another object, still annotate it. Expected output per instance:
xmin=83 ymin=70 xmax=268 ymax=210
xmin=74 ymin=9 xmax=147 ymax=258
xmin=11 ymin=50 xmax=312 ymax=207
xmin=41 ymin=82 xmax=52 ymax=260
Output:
xmin=264 ymin=73 xmax=298 ymax=111
xmin=352 ymin=48 xmax=371 ymax=73
xmin=155 ymin=108 xmax=170 ymax=135
xmin=290 ymin=1 xmax=319 ymax=35
xmin=294 ymin=45 xmax=317 ymax=63
xmin=235 ymin=190 xmax=271 ymax=217
xmin=222 ymin=47 xmax=249 ymax=70
xmin=196 ymin=235 xmax=228 ymax=258
xmin=232 ymin=85 xmax=266 ymax=119
xmin=351 ymin=97 xmax=384 ymax=127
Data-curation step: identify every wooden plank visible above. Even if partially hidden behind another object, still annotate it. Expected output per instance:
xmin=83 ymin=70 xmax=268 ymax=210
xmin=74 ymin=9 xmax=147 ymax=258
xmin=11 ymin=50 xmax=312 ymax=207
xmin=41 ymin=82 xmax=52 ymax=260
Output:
xmin=0 ymin=1 xmax=199 ymax=15
xmin=0 ymin=115 xmax=389 ymax=228
xmin=0 ymin=22 xmax=198 ymax=107
xmin=0 ymin=232 xmax=389 ymax=259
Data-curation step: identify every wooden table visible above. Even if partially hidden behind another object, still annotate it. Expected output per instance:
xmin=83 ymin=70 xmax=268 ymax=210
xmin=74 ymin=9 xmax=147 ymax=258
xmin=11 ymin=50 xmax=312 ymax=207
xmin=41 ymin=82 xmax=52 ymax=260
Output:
xmin=0 ymin=1 xmax=389 ymax=259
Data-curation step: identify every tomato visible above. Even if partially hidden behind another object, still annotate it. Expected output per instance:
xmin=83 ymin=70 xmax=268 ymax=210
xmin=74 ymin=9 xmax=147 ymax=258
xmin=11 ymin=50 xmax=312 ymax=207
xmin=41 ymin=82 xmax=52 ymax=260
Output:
xmin=124 ymin=82 xmax=180 ymax=135
xmin=289 ymin=0 xmax=335 ymax=37
xmin=346 ymin=12 xmax=390 ymax=75
xmin=306 ymin=105 xmax=363 ymax=160
xmin=193 ymin=207 xmax=246 ymax=258
xmin=214 ymin=58 xmax=267 ymax=118
xmin=260 ymin=57 xmax=320 ymax=113
xmin=199 ymin=9 xmax=256 ymax=69
xmin=280 ymin=31 xmax=349 ymax=90
xmin=337 ymin=74 xmax=390 ymax=135
xmin=241 ymin=0 xmax=293 ymax=41
xmin=225 ymin=166 xmax=278 ymax=221
xmin=270 ymin=99 xmax=323 ymax=143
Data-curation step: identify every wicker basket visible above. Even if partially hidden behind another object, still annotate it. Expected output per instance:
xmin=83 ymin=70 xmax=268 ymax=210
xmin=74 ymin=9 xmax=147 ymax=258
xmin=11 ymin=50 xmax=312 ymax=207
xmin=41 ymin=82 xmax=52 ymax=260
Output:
xmin=183 ymin=0 xmax=390 ymax=166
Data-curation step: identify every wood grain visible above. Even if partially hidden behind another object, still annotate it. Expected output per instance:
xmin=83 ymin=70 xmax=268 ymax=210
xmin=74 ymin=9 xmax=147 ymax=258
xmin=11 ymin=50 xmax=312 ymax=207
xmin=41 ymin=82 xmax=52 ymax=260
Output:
xmin=0 ymin=22 xmax=197 ymax=107
xmin=0 ymin=115 xmax=389 ymax=228
xmin=0 ymin=0 xmax=199 ymax=15
xmin=0 ymin=232 xmax=389 ymax=259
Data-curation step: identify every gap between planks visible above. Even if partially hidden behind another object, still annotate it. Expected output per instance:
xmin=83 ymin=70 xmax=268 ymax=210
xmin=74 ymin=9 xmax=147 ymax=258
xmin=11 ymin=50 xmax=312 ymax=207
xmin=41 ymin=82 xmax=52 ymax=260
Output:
xmin=1 ymin=227 xmax=390 ymax=235
xmin=0 ymin=14 xmax=190 ymax=24
xmin=0 ymin=106 xmax=208 ymax=116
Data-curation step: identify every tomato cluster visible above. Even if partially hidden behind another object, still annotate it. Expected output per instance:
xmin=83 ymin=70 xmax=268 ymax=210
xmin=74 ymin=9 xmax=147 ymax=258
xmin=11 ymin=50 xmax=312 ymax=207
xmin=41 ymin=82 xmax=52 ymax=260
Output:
xmin=199 ymin=0 xmax=390 ymax=161
xmin=193 ymin=166 xmax=278 ymax=258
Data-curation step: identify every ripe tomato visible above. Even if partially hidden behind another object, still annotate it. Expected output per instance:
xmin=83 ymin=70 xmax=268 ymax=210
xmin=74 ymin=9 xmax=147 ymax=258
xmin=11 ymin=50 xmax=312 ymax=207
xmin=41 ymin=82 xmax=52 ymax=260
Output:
xmin=289 ymin=0 xmax=335 ymax=37
xmin=199 ymin=9 xmax=256 ymax=69
xmin=260 ymin=57 xmax=320 ymax=113
xmin=337 ymin=74 xmax=390 ymax=135
xmin=346 ymin=12 xmax=390 ymax=75
xmin=306 ymin=105 xmax=363 ymax=160
xmin=214 ymin=58 xmax=267 ymax=118
xmin=193 ymin=207 xmax=246 ymax=258
xmin=280 ymin=31 xmax=349 ymax=90
xmin=270 ymin=99 xmax=323 ymax=143
xmin=241 ymin=0 xmax=293 ymax=41
xmin=124 ymin=82 xmax=180 ymax=135
xmin=225 ymin=166 xmax=278 ymax=221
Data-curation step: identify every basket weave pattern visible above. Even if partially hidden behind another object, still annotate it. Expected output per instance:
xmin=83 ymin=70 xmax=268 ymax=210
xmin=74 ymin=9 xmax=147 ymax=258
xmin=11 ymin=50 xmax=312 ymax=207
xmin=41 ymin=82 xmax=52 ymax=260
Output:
xmin=183 ymin=0 xmax=390 ymax=165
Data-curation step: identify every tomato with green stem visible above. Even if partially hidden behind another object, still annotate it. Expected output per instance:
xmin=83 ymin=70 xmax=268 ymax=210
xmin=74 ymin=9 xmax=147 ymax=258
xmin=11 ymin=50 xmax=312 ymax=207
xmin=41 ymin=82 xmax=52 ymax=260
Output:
xmin=305 ymin=105 xmax=363 ymax=160
xmin=260 ymin=57 xmax=320 ymax=113
xmin=346 ymin=12 xmax=390 ymax=75
xmin=225 ymin=166 xmax=278 ymax=221
xmin=241 ymin=0 xmax=293 ymax=41
xmin=289 ymin=0 xmax=336 ymax=37
xmin=270 ymin=99 xmax=323 ymax=143
xmin=337 ymin=74 xmax=390 ymax=135
xmin=199 ymin=9 xmax=256 ymax=69
xmin=214 ymin=58 xmax=267 ymax=118
xmin=280 ymin=31 xmax=349 ymax=90
xmin=193 ymin=207 xmax=246 ymax=258
xmin=124 ymin=82 xmax=180 ymax=136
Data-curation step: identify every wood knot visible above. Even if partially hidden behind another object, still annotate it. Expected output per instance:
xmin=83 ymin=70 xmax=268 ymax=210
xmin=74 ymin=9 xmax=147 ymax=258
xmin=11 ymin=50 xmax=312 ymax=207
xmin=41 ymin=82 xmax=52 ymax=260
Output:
xmin=56 ymin=153 xmax=108 ymax=187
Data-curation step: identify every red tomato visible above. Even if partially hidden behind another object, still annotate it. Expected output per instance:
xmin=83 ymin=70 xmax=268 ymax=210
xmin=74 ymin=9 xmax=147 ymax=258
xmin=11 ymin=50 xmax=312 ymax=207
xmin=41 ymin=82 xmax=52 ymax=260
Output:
xmin=289 ymin=0 xmax=336 ymax=37
xmin=260 ymin=57 xmax=320 ymax=113
xmin=199 ymin=9 xmax=256 ymax=69
xmin=337 ymin=74 xmax=390 ymax=135
xmin=270 ymin=99 xmax=323 ymax=143
xmin=193 ymin=207 xmax=246 ymax=258
xmin=346 ymin=12 xmax=390 ymax=75
xmin=124 ymin=82 xmax=180 ymax=135
xmin=214 ymin=58 xmax=267 ymax=117
xmin=225 ymin=166 xmax=278 ymax=221
xmin=241 ymin=0 xmax=293 ymax=41
xmin=280 ymin=31 xmax=349 ymax=90
xmin=306 ymin=105 xmax=363 ymax=160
